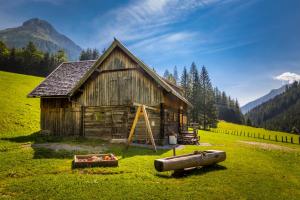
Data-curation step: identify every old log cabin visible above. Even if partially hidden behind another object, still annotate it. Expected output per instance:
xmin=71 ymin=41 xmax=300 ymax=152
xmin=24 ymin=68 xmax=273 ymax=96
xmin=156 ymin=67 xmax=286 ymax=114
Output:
xmin=28 ymin=39 xmax=192 ymax=145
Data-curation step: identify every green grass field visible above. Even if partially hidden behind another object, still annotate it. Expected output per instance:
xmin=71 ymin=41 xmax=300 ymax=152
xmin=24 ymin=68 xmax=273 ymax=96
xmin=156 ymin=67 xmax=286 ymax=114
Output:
xmin=0 ymin=71 xmax=300 ymax=200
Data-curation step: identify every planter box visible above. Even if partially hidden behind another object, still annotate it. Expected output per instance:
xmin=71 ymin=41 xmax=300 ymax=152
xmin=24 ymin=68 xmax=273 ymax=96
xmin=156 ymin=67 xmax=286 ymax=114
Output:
xmin=73 ymin=154 xmax=118 ymax=168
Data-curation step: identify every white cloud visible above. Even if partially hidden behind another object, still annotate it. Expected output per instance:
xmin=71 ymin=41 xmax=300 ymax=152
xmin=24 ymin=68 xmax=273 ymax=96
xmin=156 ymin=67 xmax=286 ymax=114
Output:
xmin=274 ymin=72 xmax=300 ymax=84
xmin=90 ymin=0 xmax=222 ymax=48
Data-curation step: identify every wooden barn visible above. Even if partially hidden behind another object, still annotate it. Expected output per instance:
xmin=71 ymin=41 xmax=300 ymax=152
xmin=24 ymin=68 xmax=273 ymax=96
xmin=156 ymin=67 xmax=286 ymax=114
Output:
xmin=28 ymin=39 xmax=192 ymax=145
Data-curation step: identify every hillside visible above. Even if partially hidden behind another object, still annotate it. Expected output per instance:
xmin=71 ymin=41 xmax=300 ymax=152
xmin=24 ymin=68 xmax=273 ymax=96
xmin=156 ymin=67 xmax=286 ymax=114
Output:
xmin=0 ymin=71 xmax=299 ymax=199
xmin=0 ymin=18 xmax=82 ymax=60
xmin=241 ymin=85 xmax=286 ymax=114
xmin=246 ymin=82 xmax=300 ymax=133
xmin=0 ymin=71 xmax=42 ymax=136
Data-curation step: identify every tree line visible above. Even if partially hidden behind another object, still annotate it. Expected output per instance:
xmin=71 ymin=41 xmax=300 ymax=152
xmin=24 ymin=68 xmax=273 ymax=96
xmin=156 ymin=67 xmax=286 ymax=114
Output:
xmin=164 ymin=63 xmax=244 ymax=129
xmin=0 ymin=41 xmax=67 ymax=77
xmin=214 ymin=87 xmax=244 ymax=124
xmin=0 ymin=40 xmax=103 ymax=77
xmin=246 ymin=81 xmax=300 ymax=134
xmin=79 ymin=48 xmax=100 ymax=61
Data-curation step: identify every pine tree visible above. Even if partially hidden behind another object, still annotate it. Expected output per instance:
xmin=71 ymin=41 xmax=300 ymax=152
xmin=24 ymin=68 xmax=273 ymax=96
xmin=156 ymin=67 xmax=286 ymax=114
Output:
xmin=246 ymin=118 xmax=252 ymax=126
xmin=214 ymin=87 xmax=222 ymax=104
xmin=199 ymin=65 xmax=217 ymax=129
xmin=163 ymin=69 xmax=176 ymax=83
xmin=92 ymin=48 xmax=100 ymax=59
xmin=8 ymin=48 xmax=16 ymax=66
xmin=86 ymin=48 xmax=93 ymax=60
xmin=173 ymin=66 xmax=179 ymax=84
xmin=41 ymin=52 xmax=51 ymax=75
xmin=55 ymin=49 xmax=67 ymax=64
xmin=79 ymin=50 xmax=87 ymax=60
xmin=163 ymin=70 xmax=170 ymax=79
xmin=0 ymin=41 xmax=9 ymax=64
xmin=180 ymin=66 xmax=190 ymax=99
xmin=23 ymin=41 xmax=37 ymax=67
xmin=221 ymin=91 xmax=228 ymax=106
xmin=189 ymin=62 xmax=200 ymax=122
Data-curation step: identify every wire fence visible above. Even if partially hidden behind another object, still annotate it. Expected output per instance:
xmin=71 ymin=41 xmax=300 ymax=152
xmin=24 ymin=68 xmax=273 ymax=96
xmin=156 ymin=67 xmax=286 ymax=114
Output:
xmin=210 ymin=129 xmax=300 ymax=145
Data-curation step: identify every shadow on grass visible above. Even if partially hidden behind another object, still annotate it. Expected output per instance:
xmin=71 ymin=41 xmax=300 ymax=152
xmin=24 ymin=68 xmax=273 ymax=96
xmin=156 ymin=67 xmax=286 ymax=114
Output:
xmin=33 ymin=147 xmax=87 ymax=159
xmin=156 ymin=164 xmax=227 ymax=179
xmin=1 ymin=131 xmax=169 ymax=159
xmin=115 ymin=145 xmax=168 ymax=160
xmin=1 ymin=131 xmax=66 ymax=143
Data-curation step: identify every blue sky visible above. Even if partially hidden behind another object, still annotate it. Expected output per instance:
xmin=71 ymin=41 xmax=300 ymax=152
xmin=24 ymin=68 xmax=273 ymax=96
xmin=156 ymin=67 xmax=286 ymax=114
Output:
xmin=1 ymin=0 xmax=300 ymax=105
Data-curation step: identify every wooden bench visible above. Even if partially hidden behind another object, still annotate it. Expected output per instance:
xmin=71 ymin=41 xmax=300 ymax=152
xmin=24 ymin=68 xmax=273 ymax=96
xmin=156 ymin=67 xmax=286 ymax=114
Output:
xmin=178 ymin=129 xmax=200 ymax=145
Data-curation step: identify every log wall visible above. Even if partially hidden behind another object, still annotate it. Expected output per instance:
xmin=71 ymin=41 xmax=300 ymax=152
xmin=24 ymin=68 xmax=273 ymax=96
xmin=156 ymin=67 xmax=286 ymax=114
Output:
xmin=83 ymin=105 xmax=161 ymax=141
xmin=83 ymin=106 xmax=129 ymax=139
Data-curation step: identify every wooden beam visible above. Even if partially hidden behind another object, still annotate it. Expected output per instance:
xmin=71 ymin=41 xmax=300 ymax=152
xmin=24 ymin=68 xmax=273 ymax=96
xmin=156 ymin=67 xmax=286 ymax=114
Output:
xmin=80 ymin=106 xmax=85 ymax=136
xmin=96 ymin=67 xmax=137 ymax=74
xmin=160 ymin=103 xmax=165 ymax=140
xmin=132 ymin=102 xmax=160 ymax=112
xmin=142 ymin=105 xmax=157 ymax=152
xmin=127 ymin=106 xmax=142 ymax=147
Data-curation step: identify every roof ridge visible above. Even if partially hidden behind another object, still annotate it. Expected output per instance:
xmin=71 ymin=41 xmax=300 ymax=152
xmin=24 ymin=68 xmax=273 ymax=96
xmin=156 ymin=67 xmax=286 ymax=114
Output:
xmin=63 ymin=60 xmax=96 ymax=64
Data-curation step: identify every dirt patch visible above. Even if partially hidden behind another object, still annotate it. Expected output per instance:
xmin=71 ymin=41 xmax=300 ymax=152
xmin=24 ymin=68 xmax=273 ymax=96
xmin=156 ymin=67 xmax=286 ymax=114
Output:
xmin=32 ymin=143 xmax=107 ymax=153
xmin=239 ymin=140 xmax=296 ymax=152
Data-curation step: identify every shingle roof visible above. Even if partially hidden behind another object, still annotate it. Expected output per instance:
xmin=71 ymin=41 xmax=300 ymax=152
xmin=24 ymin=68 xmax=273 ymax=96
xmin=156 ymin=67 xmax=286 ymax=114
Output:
xmin=28 ymin=60 xmax=95 ymax=97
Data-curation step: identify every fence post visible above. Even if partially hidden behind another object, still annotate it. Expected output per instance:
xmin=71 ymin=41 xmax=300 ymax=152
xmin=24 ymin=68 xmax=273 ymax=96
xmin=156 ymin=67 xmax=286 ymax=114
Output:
xmin=291 ymin=137 xmax=293 ymax=144
xmin=299 ymin=137 xmax=300 ymax=144
xmin=254 ymin=133 xmax=255 ymax=138
xmin=275 ymin=135 xmax=277 ymax=142
xmin=263 ymin=135 xmax=265 ymax=140
xmin=258 ymin=133 xmax=260 ymax=139
xmin=282 ymin=136 xmax=283 ymax=142
xmin=248 ymin=132 xmax=249 ymax=137
xmin=285 ymin=136 xmax=288 ymax=143
xmin=269 ymin=135 xmax=271 ymax=140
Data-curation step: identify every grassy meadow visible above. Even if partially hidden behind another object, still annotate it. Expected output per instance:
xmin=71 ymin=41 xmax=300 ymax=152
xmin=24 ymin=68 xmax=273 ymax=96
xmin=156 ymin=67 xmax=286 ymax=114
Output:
xmin=0 ymin=71 xmax=300 ymax=200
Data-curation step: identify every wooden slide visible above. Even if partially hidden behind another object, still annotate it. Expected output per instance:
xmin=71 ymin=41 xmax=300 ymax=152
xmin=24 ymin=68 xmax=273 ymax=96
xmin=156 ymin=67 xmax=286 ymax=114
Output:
xmin=154 ymin=150 xmax=226 ymax=172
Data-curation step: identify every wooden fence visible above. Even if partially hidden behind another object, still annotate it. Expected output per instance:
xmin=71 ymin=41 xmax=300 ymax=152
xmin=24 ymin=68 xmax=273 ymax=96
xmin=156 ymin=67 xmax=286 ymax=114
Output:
xmin=210 ymin=129 xmax=300 ymax=145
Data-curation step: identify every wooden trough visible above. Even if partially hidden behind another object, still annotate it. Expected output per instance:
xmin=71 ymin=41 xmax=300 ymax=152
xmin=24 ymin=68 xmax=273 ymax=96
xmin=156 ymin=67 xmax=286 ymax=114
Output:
xmin=154 ymin=150 xmax=226 ymax=172
xmin=73 ymin=154 xmax=118 ymax=168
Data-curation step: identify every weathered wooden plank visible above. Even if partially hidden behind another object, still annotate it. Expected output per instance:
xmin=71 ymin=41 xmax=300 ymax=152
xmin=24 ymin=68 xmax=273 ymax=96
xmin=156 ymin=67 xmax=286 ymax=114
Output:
xmin=142 ymin=105 xmax=157 ymax=151
xmin=127 ymin=106 xmax=141 ymax=146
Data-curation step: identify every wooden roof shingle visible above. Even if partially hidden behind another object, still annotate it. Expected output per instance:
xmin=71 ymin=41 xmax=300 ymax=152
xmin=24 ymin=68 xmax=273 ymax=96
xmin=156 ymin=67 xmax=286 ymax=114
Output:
xmin=28 ymin=60 xmax=96 ymax=97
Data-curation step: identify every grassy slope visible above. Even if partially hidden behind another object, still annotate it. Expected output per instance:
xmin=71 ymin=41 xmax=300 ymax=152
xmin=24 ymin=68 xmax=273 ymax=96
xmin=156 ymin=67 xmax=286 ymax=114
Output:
xmin=0 ymin=71 xmax=300 ymax=200
xmin=215 ymin=121 xmax=299 ymax=139
xmin=0 ymin=71 xmax=42 ymax=136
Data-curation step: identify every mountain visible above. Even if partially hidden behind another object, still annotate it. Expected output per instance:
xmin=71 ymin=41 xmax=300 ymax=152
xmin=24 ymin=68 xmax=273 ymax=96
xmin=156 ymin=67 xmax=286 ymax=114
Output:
xmin=241 ymin=85 xmax=286 ymax=114
xmin=245 ymin=82 xmax=300 ymax=133
xmin=0 ymin=18 xmax=81 ymax=60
